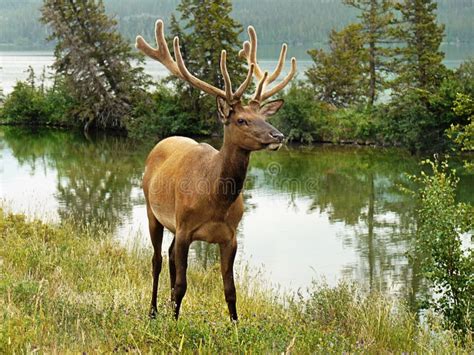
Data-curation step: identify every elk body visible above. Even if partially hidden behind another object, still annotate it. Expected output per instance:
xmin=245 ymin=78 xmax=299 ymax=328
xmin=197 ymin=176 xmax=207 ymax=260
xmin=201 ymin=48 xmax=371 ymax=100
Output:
xmin=136 ymin=20 xmax=296 ymax=321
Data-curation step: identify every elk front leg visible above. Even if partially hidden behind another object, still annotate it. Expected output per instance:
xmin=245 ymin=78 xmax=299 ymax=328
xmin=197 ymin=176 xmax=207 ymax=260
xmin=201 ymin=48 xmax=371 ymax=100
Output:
xmin=220 ymin=238 xmax=238 ymax=321
xmin=173 ymin=236 xmax=190 ymax=319
xmin=147 ymin=206 xmax=164 ymax=319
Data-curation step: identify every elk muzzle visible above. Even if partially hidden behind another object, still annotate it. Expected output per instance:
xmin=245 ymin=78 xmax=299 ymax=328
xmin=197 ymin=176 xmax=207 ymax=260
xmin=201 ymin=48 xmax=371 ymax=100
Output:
xmin=266 ymin=128 xmax=285 ymax=151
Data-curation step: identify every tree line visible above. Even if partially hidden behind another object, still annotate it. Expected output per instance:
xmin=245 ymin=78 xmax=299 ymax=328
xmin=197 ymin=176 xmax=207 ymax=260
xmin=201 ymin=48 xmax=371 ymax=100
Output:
xmin=0 ymin=0 xmax=473 ymax=48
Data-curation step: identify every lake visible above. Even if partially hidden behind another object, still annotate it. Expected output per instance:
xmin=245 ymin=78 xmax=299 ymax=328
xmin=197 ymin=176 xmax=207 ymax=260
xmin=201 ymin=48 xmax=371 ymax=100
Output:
xmin=1 ymin=42 xmax=473 ymax=94
xmin=2 ymin=127 xmax=473 ymax=303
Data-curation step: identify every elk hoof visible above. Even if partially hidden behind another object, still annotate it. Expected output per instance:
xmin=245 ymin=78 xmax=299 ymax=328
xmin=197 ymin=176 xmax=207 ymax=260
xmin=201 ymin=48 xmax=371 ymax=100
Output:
xmin=149 ymin=307 xmax=157 ymax=319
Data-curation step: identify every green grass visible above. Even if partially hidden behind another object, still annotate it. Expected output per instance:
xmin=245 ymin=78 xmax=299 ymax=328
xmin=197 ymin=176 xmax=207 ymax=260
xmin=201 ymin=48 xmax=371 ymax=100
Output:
xmin=0 ymin=209 xmax=471 ymax=353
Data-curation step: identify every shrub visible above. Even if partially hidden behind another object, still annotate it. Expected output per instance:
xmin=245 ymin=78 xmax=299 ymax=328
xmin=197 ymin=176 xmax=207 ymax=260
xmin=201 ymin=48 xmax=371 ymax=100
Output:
xmin=1 ymin=75 xmax=74 ymax=126
xmin=1 ymin=82 xmax=45 ymax=124
xmin=323 ymin=107 xmax=379 ymax=143
xmin=411 ymin=159 xmax=473 ymax=336
xmin=447 ymin=93 xmax=474 ymax=171
xmin=381 ymin=72 xmax=462 ymax=152
xmin=126 ymin=85 xmax=201 ymax=140
xmin=272 ymin=83 xmax=327 ymax=144
xmin=456 ymin=57 xmax=474 ymax=96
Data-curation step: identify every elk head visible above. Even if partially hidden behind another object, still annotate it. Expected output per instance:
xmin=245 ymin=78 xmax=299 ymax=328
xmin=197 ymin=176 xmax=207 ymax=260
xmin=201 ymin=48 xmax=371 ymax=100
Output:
xmin=136 ymin=20 xmax=297 ymax=151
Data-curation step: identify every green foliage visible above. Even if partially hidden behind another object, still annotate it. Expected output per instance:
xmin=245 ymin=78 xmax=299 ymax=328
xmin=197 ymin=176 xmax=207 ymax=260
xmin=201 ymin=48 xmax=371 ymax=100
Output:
xmin=380 ymin=71 xmax=463 ymax=152
xmin=274 ymin=83 xmax=380 ymax=144
xmin=1 ymin=71 xmax=74 ymax=126
xmin=323 ymin=107 xmax=379 ymax=143
xmin=1 ymin=208 xmax=471 ymax=352
xmin=41 ymin=0 xmax=151 ymax=131
xmin=0 ymin=84 xmax=4 ymax=106
xmin=306 ymin=24 xmax=369 ymax=107
xmin=410 ymin=159 xmax=473 ymax=335
xmin=393 ymin=0 xmax=446 ymax=93
xmin=456 ymin=58 xmax=474 ymax=96
xmin=126 ymin=85 xmax=201 ymax=140
xmin=1 ymin=82 xmax=44 ymax=125
xmin=343 ymin=0 xmax=398 ymax=105
xmin=272 ymin=83 xmax=325 ymax=144
xmin=447 ymin=93 xmax=474 ymax=171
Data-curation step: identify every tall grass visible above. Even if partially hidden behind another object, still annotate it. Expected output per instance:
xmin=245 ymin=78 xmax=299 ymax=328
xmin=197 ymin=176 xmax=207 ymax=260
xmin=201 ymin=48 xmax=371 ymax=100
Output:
xmin=0 ymin=208 xmax=471 ymax=353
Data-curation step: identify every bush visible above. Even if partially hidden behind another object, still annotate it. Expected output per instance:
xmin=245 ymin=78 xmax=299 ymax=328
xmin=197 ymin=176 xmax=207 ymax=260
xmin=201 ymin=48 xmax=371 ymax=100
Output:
xmin=411 ymin=159 xmax=473 ymax=336
xmin=272 ymin=83 xmax=328 ymax=144
xmin=447 ymin=93 xmax=474 ymax=171
xmin=274 ymin=84 xmax=379 ymax=144
xmin=126 ymin=84 xmax=208 ymax=140
xmin=1 ymin=76 xmax=74 ymax=126
xmin=323 ymin=107 xmax=379 ymax=143
xmin=457 ymin=57 xmax=474 ymax=96
xmin=1 ymin=82 xmax=45 ymax=124
xmin=380 ymin=72 xmax=463 ymax=152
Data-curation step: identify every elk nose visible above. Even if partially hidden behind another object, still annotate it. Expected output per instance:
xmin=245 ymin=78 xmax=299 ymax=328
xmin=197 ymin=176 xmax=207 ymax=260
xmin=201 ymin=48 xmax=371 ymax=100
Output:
xmin=269 ymin=131 xmax=284 ymax=142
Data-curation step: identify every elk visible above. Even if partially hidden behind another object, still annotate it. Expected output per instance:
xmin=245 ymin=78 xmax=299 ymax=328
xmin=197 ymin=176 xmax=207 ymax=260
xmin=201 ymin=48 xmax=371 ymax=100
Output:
xmin=136 ymin=20 xmax=296 ymax=321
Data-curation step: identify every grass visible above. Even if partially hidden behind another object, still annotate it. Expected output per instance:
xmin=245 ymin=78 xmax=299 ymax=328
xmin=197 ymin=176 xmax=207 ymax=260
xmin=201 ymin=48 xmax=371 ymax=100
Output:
xmin=0 ymin=208 xmax=472 ymax=353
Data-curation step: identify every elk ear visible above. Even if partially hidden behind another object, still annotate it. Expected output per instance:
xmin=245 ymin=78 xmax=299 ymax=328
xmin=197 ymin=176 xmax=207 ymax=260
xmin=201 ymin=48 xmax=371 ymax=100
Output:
xmin=216 ymin=97 xmax=233 ymax=123
xmin=259 ymin=99 xmax=284 ymax=117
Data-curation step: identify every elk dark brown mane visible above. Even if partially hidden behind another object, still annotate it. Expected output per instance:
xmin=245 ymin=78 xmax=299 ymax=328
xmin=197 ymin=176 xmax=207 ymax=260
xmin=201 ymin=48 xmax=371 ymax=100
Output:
xmin=136 ymin=20 xmax=296 ymax=321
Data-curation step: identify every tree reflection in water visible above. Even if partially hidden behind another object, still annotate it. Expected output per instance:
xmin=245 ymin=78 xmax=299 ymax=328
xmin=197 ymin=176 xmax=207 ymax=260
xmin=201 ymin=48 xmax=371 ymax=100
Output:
xmin=2 ymin=127 xmax=150 ymax=234
xmin=249 ymin=146 xmax=422 ymax=304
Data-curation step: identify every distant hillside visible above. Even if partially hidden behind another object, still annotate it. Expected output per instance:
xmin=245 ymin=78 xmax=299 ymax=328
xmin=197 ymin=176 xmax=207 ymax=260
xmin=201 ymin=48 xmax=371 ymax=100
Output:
xmin=0 ymin=0 xmax=472 ymax=49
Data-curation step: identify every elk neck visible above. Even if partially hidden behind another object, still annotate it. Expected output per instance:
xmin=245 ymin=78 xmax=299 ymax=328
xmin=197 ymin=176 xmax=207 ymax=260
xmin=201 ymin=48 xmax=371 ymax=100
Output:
xmin=215 ymin=128 xmax=251 ymax=204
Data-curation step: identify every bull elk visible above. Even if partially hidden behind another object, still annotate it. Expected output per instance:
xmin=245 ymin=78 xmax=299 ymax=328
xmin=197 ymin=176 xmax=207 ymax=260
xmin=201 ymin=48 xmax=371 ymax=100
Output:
xmin=136 ymin=20 xmax=296 ymax=321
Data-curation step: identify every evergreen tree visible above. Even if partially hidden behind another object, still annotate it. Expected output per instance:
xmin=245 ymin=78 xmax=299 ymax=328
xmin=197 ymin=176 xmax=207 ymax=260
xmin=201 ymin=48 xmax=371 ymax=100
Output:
xmin=306 ymin=24 xmax=368 ymax=107
xmin=344 ymin=0 xmax=398 ymax=105
xmin=168 ymin=0 xmax=245 ymax=132
xmin=41 ymin=0 xmax=150 ymax=132
xmin=393 ymin=0 xmax=445 ymax=93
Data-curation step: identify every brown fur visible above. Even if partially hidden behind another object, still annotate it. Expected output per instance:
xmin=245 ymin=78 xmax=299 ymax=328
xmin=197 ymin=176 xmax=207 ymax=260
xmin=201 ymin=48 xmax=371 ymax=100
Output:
xmin=143 ymin=101 xmax=284 ymax=320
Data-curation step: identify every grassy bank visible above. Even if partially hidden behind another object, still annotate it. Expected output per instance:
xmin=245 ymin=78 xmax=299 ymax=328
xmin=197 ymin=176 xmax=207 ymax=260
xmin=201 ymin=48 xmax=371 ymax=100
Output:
xmin=0 ymin=209 xmax=471 ymax=353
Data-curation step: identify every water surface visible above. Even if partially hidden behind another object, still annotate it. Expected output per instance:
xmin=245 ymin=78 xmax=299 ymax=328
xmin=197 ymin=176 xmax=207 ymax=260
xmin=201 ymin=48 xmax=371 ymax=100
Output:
xmin=2 ymin=127 xmax=472 ymax=300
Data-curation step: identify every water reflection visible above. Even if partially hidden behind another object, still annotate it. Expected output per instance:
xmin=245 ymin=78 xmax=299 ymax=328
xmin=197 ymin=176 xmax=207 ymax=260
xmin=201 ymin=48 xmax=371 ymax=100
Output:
xmin=2 ymin=127 xmax=472 ymax=303
xmin=2 ymin=127 xmax=150 ymax=232
xmin=246 ymin=147 xmax=421 ymax=298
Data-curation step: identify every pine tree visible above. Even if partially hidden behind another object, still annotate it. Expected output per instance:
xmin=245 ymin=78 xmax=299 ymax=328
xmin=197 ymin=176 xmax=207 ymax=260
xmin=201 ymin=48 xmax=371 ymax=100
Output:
xmin=393 ymin=0 xmax=445 ymax=93
xmin=343 ymin=0 xmax=398 ymax=105
xmin=306 ymin=24 xmax=369 ymax=107
xmin=41 ymin=0 xmax=150 ymax=132
xmin=168 ymin=0 xmax=245 ymax=132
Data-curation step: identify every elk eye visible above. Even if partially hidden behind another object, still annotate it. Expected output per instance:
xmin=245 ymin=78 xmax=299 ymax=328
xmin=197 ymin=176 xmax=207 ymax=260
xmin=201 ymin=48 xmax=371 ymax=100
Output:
xmin=237 ymin=118 xmax=247 ymax=126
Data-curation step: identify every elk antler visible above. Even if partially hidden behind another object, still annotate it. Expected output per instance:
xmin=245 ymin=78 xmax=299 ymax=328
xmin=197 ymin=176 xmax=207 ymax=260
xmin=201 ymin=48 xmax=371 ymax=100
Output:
xmin=239 ymin=26 xmax=297 ymax=104
xmin=136 ymin=20 xmax=254 ymax=104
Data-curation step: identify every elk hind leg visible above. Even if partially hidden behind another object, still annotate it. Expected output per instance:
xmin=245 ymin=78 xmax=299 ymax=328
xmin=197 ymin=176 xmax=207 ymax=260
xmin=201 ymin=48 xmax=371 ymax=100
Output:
xmin=168 ymin=236 xmax=176 ymax=302
xmin=173 ymin=235 xmax=190 ymax=319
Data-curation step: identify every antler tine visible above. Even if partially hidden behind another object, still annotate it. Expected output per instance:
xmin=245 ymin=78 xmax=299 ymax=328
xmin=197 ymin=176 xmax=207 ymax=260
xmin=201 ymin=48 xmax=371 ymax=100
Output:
xmin=239 ymin=27 xmax=265 ymax=81
xmin=240 ymin=25 xmax=296 ymax=103
xmin=252 ymin=71 xmax=269 ymax=102
xmin=234 ymin=63 xmax=255 ymax=99
xmin=267 ymin=43 xmax=287 ymax=84
xmin=135 ymin=20 xmax=184 ymax=79
xmin=260 ymin=57 xmax=297 ymax=102
xmin=173 ymin=37 xmax=227 ymax=98
xmin=220 ymin=50 xmax=233 ymax=103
